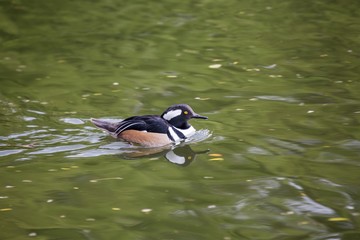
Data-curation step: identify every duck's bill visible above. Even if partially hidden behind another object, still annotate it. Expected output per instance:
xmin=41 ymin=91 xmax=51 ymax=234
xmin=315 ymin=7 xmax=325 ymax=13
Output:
xmin=192 ymin=114 xmax=208 ymax=119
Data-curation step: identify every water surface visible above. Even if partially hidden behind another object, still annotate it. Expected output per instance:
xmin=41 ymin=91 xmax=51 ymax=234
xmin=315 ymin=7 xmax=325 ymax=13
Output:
xmin=1 ymin=1 xmax=360 ymax=239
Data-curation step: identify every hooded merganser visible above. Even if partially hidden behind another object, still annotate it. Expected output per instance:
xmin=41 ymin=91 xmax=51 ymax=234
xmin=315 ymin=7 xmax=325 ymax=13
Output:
xmin=91 ymin=104 xmax=208 ymax=147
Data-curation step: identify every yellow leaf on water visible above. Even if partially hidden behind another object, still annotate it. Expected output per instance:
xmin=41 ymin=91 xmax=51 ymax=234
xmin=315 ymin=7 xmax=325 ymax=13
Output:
xmin=194 ymin=97 xmax=210 ymax=101
xmin=208 ymin=153 xmax=223 ymax=157
xmin=328 ymin=217 xmax=350 ymax=222
xmin=0 ymin=208 xmax=12 ymax=212
xmin=209 ymin=158 xmax=224 ymax=161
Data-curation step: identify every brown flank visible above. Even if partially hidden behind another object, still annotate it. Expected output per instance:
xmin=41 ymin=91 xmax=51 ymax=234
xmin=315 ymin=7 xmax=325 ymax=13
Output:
xmin=119 ymin=130 xmax=172 ymax=147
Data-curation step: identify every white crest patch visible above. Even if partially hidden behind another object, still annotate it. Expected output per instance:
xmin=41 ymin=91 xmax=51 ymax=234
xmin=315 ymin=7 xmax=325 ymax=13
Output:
xmin=162 ymin=109 xmax=182 ymax=121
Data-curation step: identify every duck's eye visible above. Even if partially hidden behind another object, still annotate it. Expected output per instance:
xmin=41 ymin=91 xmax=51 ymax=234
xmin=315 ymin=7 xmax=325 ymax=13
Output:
xmin=184 ymin=111 xmax=188 ymax=115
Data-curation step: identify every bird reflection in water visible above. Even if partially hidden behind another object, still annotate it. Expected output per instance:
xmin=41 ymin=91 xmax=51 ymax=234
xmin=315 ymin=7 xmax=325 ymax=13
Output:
xmin=119 ymin=144 xmax=209 ymax=166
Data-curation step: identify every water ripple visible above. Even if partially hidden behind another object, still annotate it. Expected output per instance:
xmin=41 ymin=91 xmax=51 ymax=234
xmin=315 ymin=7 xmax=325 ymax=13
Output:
xmin=255 ymin=95 xmax=298 ymax=103
xmin=0 ymin=129 xmax=48 ymax=140
xmin=28 ymin=144 xmax=88 ymax=155
xmin=0 ymin=149 xmax=25 ymax=157
xmin=60 ymin=118 xmax=86 ymax=125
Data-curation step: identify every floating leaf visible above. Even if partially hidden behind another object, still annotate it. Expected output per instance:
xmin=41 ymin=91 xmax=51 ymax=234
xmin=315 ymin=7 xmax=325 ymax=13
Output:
xmin=0 ymin=208 xmax=12 ymax=212
xmin=208 ymin=64 xmax=222 ymax=69
xmin=328 ymin=217 xmax=350 ymax=222
xmin=90 ymin=177 xmax=123 ymax=183
xmin=204 ymin=176 xmax=214 ymax=179
xmin=141 ymin=208 xmax=152 ymax=213
xmin=208 ymin=153 xmax=223 ymax=157
xmin=245 ymin=68 xmax=260 ymax=72
xmin=195 ymin=97 xmax=210 ymax=101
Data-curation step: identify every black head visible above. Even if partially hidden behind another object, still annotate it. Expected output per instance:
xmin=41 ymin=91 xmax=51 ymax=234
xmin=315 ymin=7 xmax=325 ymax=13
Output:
xmin=161 ymin=104 xmax=208 ymax=129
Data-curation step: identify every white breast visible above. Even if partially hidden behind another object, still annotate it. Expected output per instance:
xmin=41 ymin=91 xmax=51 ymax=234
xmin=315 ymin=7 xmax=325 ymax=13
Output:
xmin=167 ymin=126 xmax=196 ymax=143
xmin=176 ymin=126 xmax=196 ymax=137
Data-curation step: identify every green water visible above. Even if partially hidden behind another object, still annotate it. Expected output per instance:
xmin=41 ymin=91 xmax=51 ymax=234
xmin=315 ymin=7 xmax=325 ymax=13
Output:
xmin=1 ymin=0 xmax=360 ymax=239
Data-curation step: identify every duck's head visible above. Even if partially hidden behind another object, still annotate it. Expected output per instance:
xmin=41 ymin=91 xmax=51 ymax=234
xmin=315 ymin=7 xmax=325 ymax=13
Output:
xmin=161 ymin=104 xmax=208 ymax=129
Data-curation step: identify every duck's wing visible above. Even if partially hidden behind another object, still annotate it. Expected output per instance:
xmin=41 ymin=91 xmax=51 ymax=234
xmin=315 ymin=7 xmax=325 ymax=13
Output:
xmin=117 ymin=115 xmax=170 ymax=134
xmin=91 ymin=118 xmax=146 ymax=136
xmin=113 ymin=119 xmax=147 ymax=135
xmin=91 ymin=115 xmax=169 ymax=137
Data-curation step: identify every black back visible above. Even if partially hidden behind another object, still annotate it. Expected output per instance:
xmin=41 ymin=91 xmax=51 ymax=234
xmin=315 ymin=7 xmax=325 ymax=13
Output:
xmin=114 ymin=115 xmax=170 ymax=135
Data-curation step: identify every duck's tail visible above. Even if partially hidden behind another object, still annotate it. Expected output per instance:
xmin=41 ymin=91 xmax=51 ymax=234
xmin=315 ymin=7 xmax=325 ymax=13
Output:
xmin=90 ymin=118 xmax=118 ymax=134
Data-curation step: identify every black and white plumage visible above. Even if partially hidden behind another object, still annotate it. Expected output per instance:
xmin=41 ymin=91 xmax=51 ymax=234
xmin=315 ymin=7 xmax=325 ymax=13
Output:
xmin=91 ymin=104 xmax=207 ymax=147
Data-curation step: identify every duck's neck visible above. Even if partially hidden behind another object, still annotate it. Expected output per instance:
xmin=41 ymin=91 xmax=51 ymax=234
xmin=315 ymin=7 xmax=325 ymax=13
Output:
xmin=166 ymin=118 xmax=190 ymax=129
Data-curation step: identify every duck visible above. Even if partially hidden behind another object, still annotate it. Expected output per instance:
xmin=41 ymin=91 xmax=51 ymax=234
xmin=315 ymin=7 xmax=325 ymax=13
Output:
xmin=91 ymin=104 xmax=207 ymax=147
